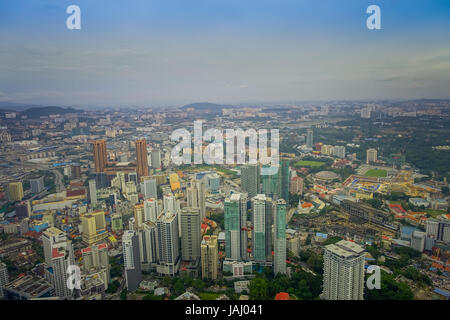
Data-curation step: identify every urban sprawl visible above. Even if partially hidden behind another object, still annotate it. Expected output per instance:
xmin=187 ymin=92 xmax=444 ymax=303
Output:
xmin=0 ymin=100 xmax=449 ymax=301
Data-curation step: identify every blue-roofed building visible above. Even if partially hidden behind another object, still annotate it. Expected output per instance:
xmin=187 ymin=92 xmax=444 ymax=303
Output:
xmin=400 ymin=226 xmax=417 ymax=241
xmin=433 ymin=288 xmax=450 ymax=300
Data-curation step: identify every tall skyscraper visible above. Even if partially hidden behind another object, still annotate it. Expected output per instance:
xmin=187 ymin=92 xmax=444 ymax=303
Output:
xmin=224 ymin=193 xmax=248 ymax=261
xmin=156 ymin=211 xmax=180 ymax=276
xmin=196 ymin=180 xmax=206 ymax=222
xmin=280 ymin=159 xmax=290 ymax=202
xmin=151 ymin=149 xmax=162 ymax=170
xmin=95 ymin=172 xmax=108 ymax=189
xmin=92 ymin=140 xmax=107 ymax=172
xmin=135 ymin=139 xmax=149 ymax=178
xmin=180 ymin=207 xmax=201 ymax=262
xmin=201 ymin=235 xmax=218 ymax=280
xmin=252 ymin=194 xmax=268 ymax=262
xmin=8 ymin=181 xmax=23 ymax=202
xmin=241 ymin=164 xmax=260 ymax=198
xmin=306 ymin=129 xmax=314 ymax=148
xmin=186 ymin=185 xmax=198 ymax=208
xmin=122 ymin=230 xmax=142 ymax=292
xmin=261 ymin=165 xmax=280 ymax=198
xmin=88 ymin=179 xmax=97 ymax=205
xmin=322 ymin=240 xmax=365 ymax=300
xmin=273 ymin=199 xmax=287 ymax=275
xmin=186 ymin=179 xmax=206 ymax=222
xmin=366 ymin=148 xmax=378 ymax=164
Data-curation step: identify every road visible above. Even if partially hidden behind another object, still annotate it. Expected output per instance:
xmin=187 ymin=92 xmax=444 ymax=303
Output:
xmin=287 ymin=208 xmax=296 ymax=224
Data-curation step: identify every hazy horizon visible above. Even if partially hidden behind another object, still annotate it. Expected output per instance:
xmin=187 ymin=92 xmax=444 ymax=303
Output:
xmin=1 ymin=0 xmax=450 ymax=107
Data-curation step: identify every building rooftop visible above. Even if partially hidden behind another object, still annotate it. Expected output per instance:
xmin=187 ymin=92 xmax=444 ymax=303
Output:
xmin=326 ymin=240 xmax=365 ymax=258
xmin=4 ymin=274 xmax=53 ymax=299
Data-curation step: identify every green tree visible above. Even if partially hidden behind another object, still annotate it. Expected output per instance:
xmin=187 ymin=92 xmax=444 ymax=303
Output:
xmin=120 ymin=289 xmax=128 ymax=300
xmin=173 ymin=278 xmax=185 ymax=295
xmin=249 ymin=277 xmax=269 ymax=300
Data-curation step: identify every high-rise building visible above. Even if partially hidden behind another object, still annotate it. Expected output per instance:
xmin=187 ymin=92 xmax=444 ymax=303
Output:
xmin=47 ymin=244 xmax=74 ymax=299
xmin=135 ymin=139 xmax=149 ymax=178
xmin=157 ymin=211 xmax=181 ymax=276
xmin=426 ymin=218 xmax=450 ymax=244
xmin=151 ymin=149 xmax=162 ymax=170
xmin=196 ymin=180 xmax=206 ymax=222
xmin=224 ymin=193 xmax=248 ymax=261
xmin=180 ymin=207 xmax=201 ymax=262
xmin=143 ymin=198 xmax=159 ymax=223
xmin=41 ymin=227 xmax=74 ymax=299
xmin=81 ymin=243 xmax=110 ymax=287
xmin=280 ymin=159 xmax=290 ymax=202
xmin=206 ymin=173 xmax=220 ymax=194
xmin=81 ymin=211 xmax=108 ymax=245
xmin=92 ymin=140 xmax=107 ymax=172
xmin=273 ymin=199 xmax=287 ymax=275
xmin=0 ymin=262 xmax=9 ymax=299
xmin=41 ymin=227 xmax=69 ymax=265
xmin=140 ymin=178 xmax=157 ymax=199
xmin=306 ymin=129 xmax=314 ymax=148
xmin=366 ymin=148 xmax=378 ymax=164
xmin=261 ymin=165 xmax=280 ymax=198
xmin=122 ymin=230 xmax=142 ymax=292
xmin=322 ymin=240 xmax=365 ymax=300
xmin=88 ymin=179 xmax=97 ymax=204
xmin=186 ymin=185 xmax=198 ymax=208
xmin=186 ymin=179 xmax=206 ymax=222
xmin=29 ymin=176 xmax=45 ymax=194
xmin=252 ymin=194 xmax=268 ymax=262
xmin=8 ymin=181 xmax=23 ymax=202
xmin=290 ymin=176 xmax=304 ymax=195
xmin=411 ymin=231 xmax=426 ymax=252
xmin=95 ymin=172 xmax=108 ymax=189
xmin=137 ymin=222 xmax=159 ymax=271
xmin=201 ymin=235 xmax=218 ymax=280
xmin=241 ymin=164 xmax=260 ymax=198
xmin=133 ymin=203 xmax=145 ymax=228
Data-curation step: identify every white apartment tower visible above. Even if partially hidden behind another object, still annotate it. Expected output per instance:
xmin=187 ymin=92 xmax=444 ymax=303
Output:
xmin=322 ymin=240 xmax=365 ymax=300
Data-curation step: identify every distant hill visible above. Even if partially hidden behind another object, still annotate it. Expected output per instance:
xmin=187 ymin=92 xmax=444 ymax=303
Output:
xmin=21 ymin=106 xmax=83 ymax=118
xmin=180 ymin=102 xmax=233 ymax=111
xmin=0 ymin=102 xmax=42 ymax=112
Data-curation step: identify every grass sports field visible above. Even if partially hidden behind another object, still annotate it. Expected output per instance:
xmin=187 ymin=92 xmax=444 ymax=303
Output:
xmin=295 ymin=160 xmax=325 ymax=167
xmin=364 ymin=169 xmax=387 ymax=177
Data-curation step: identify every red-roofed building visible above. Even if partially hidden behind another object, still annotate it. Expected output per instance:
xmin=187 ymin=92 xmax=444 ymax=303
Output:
xmin=52 ymin=247 xmax=64 ymax=259
xmin=275 ymin=292 xmax=290 ymax=300
xmin=389 ymin=204 xmax=407 ymax=215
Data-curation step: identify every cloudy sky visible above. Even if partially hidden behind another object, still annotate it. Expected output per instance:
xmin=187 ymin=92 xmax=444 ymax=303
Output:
xmin=0 ymin=0 xmax=449 ymax=107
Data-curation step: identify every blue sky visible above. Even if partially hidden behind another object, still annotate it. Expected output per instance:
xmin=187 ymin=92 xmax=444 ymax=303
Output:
xmin=0 ymin=0 xmax=449 ymax=106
